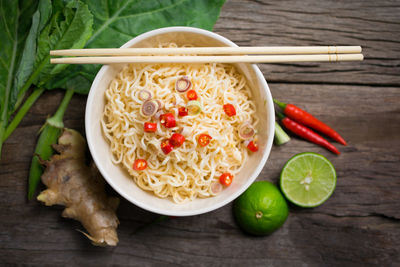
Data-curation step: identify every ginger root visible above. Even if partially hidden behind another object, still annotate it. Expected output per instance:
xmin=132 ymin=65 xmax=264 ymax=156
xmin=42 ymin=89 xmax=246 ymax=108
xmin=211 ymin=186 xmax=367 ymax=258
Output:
xmin=37 ymin=128 xmax=119 ymax=246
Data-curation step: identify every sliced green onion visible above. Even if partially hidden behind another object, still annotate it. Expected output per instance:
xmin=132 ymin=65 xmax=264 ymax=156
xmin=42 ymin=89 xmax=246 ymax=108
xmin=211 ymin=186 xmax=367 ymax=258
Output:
xmin=274 ymin=121 xmax=290 ymax=145
xmin=186 ymin=100 xmax=202 ymax=115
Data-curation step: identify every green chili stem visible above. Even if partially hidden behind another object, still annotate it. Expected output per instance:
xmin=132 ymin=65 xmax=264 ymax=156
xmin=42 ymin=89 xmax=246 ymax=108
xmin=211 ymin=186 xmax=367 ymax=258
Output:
xmin=3 ymin=88 xmax=45 ymax=142
xmin=273 ymin=99 xmax=287 ymax=110
xmin=276 ymin=111 xmax=285 ymax=120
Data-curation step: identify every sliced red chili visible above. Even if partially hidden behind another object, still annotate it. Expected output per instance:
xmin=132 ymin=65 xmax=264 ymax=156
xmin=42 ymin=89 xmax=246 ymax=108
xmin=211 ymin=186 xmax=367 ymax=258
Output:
xmin=161 ymin=139 xmax=174 ymax=155
xmin=144 ymin=122 xmax=157 ymax=132
xmin=186 ymin=90 xmax=198 ymax=101
xmin=170 ymin=133 xmax=185 ymax=147
xmin=198 ymin=133 xmax=212 ymax=147
xmin=219 ymin=173 xmax=233 ymax=186
xmin=178 ymin=107 xmax=188 ymax=117
xmin=223 ymin=103 xmax=236 ymax=117
xmin=160 ymin=113 xmax=176 ymax=128
xmin=133 ymin=159 xmax=147 ymax=171
xmin=247 ymin=140 xmax=259 ymax=152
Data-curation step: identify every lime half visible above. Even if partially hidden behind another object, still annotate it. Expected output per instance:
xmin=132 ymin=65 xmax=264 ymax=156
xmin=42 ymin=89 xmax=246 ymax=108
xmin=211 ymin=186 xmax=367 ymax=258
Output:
xmin=280 ymin=152 xmax=336 ymax=207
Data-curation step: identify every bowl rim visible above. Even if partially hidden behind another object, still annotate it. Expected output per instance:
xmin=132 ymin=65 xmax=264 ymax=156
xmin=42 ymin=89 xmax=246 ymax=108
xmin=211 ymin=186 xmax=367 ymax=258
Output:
xmin=85 ymin=26 xmax=275 ymax=216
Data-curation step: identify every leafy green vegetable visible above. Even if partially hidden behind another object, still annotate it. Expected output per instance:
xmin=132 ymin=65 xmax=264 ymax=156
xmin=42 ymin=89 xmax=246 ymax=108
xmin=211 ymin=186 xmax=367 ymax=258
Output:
xmin=16 ymin=0 xmax=93 ymax=105
xmin=46 ymin=0 xmax=226 ymax=94
xmin=85 ymin=0 xmax=225 ymax=48
xmin=11 ymin=0 xmax=51 ymax=111
xmin=1 ymin=0 xmax=226 ymax=157
xmin=0 ymin=0 xmax=93 ymax=150
xmin=0 ymin=0 xmax=38 ymax=155
xmin=34 ymin=0 xmax=93 ymax=86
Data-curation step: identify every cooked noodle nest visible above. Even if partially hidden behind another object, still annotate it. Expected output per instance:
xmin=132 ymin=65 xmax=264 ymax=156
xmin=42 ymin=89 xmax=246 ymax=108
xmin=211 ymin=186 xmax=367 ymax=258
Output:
xmin=101 ymin=53 xmax=258 ymax=203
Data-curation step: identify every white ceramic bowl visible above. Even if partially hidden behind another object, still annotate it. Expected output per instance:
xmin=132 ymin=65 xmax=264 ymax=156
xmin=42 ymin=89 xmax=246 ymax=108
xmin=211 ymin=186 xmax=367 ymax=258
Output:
xmin=85 ymin=27 xmax=275 ymax=216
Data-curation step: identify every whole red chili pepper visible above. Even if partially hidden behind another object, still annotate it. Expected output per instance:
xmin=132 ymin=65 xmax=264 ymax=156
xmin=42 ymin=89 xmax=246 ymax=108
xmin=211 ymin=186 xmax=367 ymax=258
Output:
xmin=274 ymin=99 xmax=347 ymax=146
xmin=277 ymin=112 xmax=340 ymax=155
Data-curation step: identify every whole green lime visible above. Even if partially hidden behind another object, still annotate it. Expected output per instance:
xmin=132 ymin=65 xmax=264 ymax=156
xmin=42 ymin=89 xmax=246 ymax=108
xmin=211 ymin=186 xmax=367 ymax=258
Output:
xmin=233 ymin=181 xmax=289 ymax=235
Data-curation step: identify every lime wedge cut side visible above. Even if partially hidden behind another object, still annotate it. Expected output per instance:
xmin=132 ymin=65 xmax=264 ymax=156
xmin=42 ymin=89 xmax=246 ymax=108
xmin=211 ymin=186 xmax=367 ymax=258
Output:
xmin=280 ymin=152 xmax=337 ymax=208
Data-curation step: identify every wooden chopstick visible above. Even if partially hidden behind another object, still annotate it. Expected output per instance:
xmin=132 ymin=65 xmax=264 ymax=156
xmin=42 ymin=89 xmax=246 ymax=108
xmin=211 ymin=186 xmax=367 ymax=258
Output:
xmin=50 ymin=54 xmax=364 ymax=64
xmin=50 ymin=46 xmax=362 ymax=56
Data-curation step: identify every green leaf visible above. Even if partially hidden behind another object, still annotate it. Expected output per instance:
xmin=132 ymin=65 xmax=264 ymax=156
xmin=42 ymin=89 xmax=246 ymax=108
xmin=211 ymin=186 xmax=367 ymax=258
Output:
xmin=10 ymin=0 xmax=92 ymax=109
xmin=33 ymin=0 xmax=93 ymax=86
xmin=84 ymin=0 xmax=225 ymax=48
xmin=13 ymin=0 xmax=91 ymax=94
xmin=45 ymin=0 xmax=226 ymax=94
xmin=0 ymin=0 xmax=38 ymax=154
xmin=0 ymin=0 xmax=93 ymax=154
xmin=11 ymin=0 xmax=52 ymax=111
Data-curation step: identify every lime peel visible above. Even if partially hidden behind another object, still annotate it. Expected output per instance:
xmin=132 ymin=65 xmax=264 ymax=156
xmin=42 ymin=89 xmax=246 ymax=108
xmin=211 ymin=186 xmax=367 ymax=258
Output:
xmin=233 ymin=181 xmax=288 ymax=236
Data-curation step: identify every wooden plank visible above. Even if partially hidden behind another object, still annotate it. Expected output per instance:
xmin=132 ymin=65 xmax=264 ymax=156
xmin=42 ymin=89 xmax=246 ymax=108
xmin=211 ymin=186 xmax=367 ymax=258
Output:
xmin=1 ymin=0 xmax=400 ymax=266
xmin=1 ymin=82 xmax=399 ymax=265
xmin=214 ymin=0 xmax=400 ymax=86
xmin=265 ymin=83 xmax=400 ymax=220
xmin=0 ymin=204 xmax=399 ymax=266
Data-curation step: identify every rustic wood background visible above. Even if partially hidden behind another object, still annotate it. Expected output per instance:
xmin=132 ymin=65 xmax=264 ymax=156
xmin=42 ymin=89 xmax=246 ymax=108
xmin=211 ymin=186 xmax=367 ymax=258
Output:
xmin=1 ymin=0 xmax=399 ymax=266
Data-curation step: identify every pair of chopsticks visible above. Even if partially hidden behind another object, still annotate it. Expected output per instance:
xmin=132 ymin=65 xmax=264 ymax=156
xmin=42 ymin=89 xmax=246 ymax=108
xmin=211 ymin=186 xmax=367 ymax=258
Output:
xmin=50 ymin=46 xmax=363 ymax=64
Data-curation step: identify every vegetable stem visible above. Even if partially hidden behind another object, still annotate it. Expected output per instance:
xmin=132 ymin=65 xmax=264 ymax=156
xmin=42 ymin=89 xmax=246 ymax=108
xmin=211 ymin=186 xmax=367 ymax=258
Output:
xmin=28 ymin=89 xmax=74 ymax=200
xmin=47 ymin=89 xmax=74 ymax=128
xmin=14 ymin=55 xmax=50 ymax=112
xmin=273 ymin=99 xmax=287 ymax=110
xmin=3 ymin=88 xmax=45 ymax=142
xmin=276 ymin=111 xmax=285 ymax=120
xmin=0 ymin=122 xmax=6 ymax=158
xmin=274 ymin=121 xmax=291 ymax=145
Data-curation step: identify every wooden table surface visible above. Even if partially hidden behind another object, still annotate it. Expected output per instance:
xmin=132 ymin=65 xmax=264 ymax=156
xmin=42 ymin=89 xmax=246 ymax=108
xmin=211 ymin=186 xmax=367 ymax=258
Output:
xmin=1 ymin=0 xmax=399 ymax=266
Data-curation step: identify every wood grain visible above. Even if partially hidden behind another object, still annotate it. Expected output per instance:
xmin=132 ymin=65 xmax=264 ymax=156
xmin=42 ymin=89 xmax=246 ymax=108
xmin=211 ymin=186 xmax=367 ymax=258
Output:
xmin=216 ymin=0 xmax=400 ymax=86
xmin=1 ymin=0 xmax=400 ymax=266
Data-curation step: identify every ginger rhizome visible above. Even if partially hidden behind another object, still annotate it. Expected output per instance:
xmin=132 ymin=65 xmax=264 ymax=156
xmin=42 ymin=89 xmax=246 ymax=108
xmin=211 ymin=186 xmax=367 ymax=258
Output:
xmin=37 ymin=128 xmax=119 ymax=246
